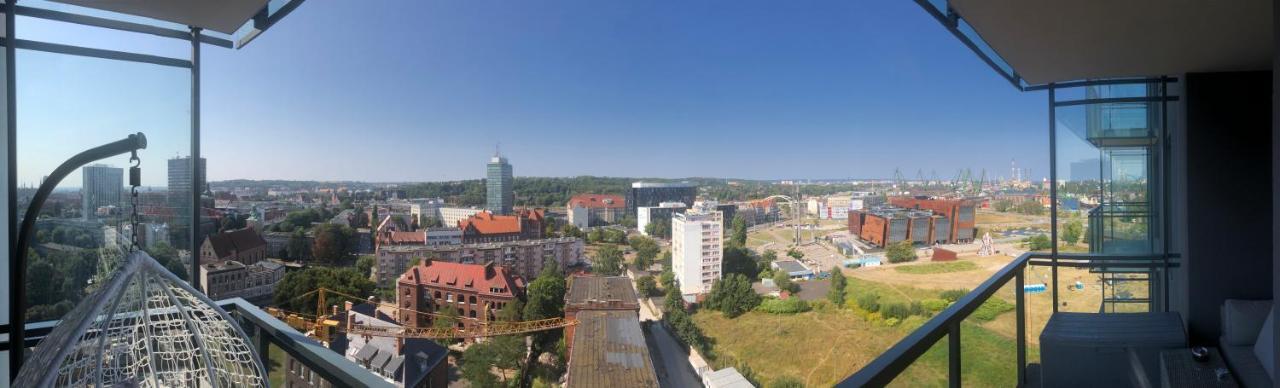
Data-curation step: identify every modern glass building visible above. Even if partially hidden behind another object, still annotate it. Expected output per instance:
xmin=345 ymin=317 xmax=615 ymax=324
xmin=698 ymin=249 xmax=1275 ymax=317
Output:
xmin=486 ymin=154 xmax=513 ymax=215
xmin=625 ymin=181 xmax=697 ymax=218
xmin=80 ymin=164 xmax=121 ymax=220
xmin=843 ymin=1 xmax=1276 ymax=387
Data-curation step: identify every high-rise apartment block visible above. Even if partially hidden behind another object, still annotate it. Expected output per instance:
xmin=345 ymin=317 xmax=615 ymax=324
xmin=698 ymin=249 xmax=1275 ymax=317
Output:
xmin=671 ymin=203 xmax=723 ymax=300
xmin=486 ymin=154 xmax=513 ymax=215
xmin=81 ymin=164 xmax=122 ymax=220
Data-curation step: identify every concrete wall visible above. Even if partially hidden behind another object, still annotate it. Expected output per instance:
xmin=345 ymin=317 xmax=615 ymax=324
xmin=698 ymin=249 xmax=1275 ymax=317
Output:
xmin=1182 ymin=71 xmax=1273 ymax=343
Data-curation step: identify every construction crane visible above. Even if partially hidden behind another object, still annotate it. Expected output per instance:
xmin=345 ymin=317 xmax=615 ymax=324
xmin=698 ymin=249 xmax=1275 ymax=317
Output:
xmin=265 ymin=288 xmax=577 ymax=342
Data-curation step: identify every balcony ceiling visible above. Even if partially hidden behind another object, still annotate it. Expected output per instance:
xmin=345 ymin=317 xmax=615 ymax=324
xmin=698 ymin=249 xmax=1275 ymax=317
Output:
xmin=950 ymin=0 xmax=1273 ymax=84
xmin=51 ymin=0 xmax=269 ymax=34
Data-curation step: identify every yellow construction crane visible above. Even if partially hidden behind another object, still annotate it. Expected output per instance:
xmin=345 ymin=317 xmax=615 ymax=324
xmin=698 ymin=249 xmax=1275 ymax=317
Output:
xmin=264 ymin=288 xmax=576 ymax=342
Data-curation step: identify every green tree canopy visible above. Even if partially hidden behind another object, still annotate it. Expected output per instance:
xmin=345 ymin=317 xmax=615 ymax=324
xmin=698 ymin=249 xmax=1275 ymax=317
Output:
xmin=828 ymin=267 xmax=847 ymax=306
xmin=705 ymin=274 xmax=761 ymax=318
xmin=523 ymin=260 xmax=567 ymax=321
xmin=885 ymin=241 xmax=916 ymax=263
xmin=635 ymin=275 xmax=658 ymax=297
xmin=311 ymin=224 xmax=355 ymax=263
xmin=1062 ymin=219 xmax=1083 ymax=246
xmin=594 ymin=245 xmax=624 ymax=276
xmin=462 ymin=335 xmax=525 ymax=385
xmin=730 ymin=215 xmax=748 ymax=247
xmin=272 ymin=267 xmax=375 ymax=313
xmin=772 ymin=271 xmax=799 ymax=294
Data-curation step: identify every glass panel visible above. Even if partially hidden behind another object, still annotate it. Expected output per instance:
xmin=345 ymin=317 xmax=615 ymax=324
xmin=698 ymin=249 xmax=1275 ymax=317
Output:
xmin=16 ymin=49 xmax=192 ymax=324
xmin=960 ymin=279 xmax=1021 ymax=387
xmin=1052 ymin=82 xmax=1165 ymax=313
xmin=887 ymin=334 xmax=948 ymax=388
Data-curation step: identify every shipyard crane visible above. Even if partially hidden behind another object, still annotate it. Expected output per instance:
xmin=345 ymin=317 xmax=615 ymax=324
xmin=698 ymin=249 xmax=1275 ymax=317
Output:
xmin=265 ymin=288 xmax=577 ymax=342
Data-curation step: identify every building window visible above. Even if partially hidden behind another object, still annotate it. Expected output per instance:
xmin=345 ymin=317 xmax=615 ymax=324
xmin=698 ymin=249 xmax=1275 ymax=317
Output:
xmin=469 ymin=295 xmax=477 ymax=305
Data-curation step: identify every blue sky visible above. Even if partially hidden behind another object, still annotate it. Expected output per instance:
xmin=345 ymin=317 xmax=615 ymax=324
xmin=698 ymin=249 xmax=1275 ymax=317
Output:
xmin=18 ymin=0 xmax=1049 ymax=185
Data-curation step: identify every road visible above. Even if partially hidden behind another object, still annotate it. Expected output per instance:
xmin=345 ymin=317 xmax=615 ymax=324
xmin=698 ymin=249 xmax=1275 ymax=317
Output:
xmin=643 ymin=321 xmax=703 ymax=388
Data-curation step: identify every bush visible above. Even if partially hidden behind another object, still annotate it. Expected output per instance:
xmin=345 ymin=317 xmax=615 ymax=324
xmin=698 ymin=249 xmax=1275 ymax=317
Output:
xmin=971 ymin=297 xmax=1015 ymax=322
xmin=884 ymin=317 xmax=901 ymax=327
xmin=635 ymin=275 xmax=658 ymax=297
xmin=881 ymin=302 xmax=911 ymax=320
xmin=856 ymin=293 xmax=881 ymax=313
xmin=757 ymin=298 xmax=811 ymax=314
xmin=940 ymin=289 xmax=969 ymax=303
xmin=770 ymin=375 xmax=805 ymax=388
xmin=921 ymin=298 xmax=949 ymax=314
xmin=885 ymin=241 xmax=917 ymax=263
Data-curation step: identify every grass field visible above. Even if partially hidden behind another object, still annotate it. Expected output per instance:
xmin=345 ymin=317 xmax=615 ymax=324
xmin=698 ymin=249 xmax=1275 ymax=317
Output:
xmin=266 ymin=343 xmax=286 ymax=387
xmin=894 ymin=261 xmax=979 ymax=275
xmin=694 ymin=283 xmax=1030 ymax=387
xmin=975 ymin=211 xmax=1033 ymax=225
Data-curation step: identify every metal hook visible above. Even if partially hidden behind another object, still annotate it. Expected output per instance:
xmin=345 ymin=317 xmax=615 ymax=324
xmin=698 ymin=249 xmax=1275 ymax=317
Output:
xmin=129 ymin=150 xmax=140 ymax=167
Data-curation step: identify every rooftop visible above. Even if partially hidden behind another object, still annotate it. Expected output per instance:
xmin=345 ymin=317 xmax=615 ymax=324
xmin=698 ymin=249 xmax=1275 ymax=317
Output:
xmin=566 ymin=276 xmax=639 ymax=307
xmin=566 ymin=310 xmax=659 ymax=388
xmin=630 ymin=182 xmax=696 ymax=189
xmin=568 ymin=194 xmax=626 ymax=209
xmin=398 ymin=261 xmax=524 ymax=297
xmin=204 ymin=227 xmax=266 ymax=258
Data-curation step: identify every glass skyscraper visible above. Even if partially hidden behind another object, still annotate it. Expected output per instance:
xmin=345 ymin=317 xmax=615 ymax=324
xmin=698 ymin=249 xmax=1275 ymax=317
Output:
xmin=81 ymin=164 xmax=123 ymax=220
xmin=486 ymin=154 xmax=513 ymax=215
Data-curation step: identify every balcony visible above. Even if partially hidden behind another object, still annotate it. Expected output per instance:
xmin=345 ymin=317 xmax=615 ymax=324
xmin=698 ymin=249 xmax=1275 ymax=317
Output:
xmin=7 ymin=298 xmax=392 ymax=387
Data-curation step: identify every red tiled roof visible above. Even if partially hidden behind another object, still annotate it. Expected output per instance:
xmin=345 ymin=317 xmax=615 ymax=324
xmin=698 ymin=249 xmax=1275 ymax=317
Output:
xmin=458 ymin=211 xmax=523 ymax=234
xmin=567 ymin=194 xmax=625 ymax=209
xmin=398 ymin=261 xmax=523 ymax=297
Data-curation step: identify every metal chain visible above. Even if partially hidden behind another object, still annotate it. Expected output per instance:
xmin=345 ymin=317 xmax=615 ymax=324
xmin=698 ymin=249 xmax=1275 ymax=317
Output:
xmin=129 ymin=150 xmax=142 ymax=252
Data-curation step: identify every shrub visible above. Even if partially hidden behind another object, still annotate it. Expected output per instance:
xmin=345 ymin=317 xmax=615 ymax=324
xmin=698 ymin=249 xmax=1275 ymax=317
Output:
xmin=971 ymin=297 xmax=1015 ymax=321
xmin=884 ymin=317 xmax=901 ymax=327
xmin=921 ymin=298 xmax=949 ymax=314
xmin=940 ymin=289 xmax=969 ymax=303
xmin=856 ymin=293 xmax=881 ymax=313
xmin=881 ymin=302 xmax=911 ymax=320
xmin=757 ymin=298 xmax=811 ymax=314
xmin=885 ymin=241 xmax=917 ymax=263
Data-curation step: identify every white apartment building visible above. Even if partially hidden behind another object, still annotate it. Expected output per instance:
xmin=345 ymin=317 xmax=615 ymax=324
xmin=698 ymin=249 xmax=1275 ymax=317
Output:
xmin=671 ymin=204 xmax=723 ymax=300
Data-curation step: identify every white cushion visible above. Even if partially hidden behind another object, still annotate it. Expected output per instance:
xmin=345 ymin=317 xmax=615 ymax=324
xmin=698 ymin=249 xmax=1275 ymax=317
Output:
xmin=1253 ymin=308 xmax=1275 ymax=381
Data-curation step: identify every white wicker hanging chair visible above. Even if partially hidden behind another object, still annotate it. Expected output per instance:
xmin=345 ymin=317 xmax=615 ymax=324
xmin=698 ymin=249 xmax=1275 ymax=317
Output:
xmin=13 ymin=251 xmax=268 ymax=388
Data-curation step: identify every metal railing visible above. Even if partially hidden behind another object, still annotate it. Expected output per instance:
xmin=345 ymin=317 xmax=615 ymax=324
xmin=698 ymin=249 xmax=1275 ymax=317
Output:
xmin=217 ymin=298 xmax=395 ymax=388
xmin=839 ymin=252 xmax=1178 ymax=387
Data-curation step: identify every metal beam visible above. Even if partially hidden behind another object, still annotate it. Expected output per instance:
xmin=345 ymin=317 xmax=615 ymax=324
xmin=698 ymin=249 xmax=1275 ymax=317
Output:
xmin=5 ymin=0 xmax=17 ymax=379
xmin=13 ymin=5 xmax=233 ymax=49
xmin=1054 ymin=96 xmax=1179 ymax=107
xmin=190 ymin=27 xmax=202 ymax=289
xmin=0 ymin=38 xmax=191 ymax=68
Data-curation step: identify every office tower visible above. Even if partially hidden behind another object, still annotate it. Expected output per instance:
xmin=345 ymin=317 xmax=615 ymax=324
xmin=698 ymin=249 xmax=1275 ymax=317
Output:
xmin=486 ymin=152 xmax=513 ymax=215
xmin=81 ymin=164 xmax=123 ymax=220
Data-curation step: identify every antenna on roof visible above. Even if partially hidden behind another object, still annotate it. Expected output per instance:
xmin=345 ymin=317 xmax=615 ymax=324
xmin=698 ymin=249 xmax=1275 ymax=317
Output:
xmin=494 ymin=142 xmax=501 ymax=158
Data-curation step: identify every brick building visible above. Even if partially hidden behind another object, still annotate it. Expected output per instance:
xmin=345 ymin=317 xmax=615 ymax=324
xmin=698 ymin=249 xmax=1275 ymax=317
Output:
xmin=396 ymin=261 xmax=525 ymax=331
xmin=374 ymin=237 xmax=582 ymax=287
xmin=458 ymin=209 xmax=545 ymax=244
xmin=849 ymin=198 xmax=976 ymax=248
xmin=200 ymin=227 xmax=267 ymax=265
xmin=887 ymin=197 xmax=977 ymax=243
xmin=566 ymin=194 xmax=626 ymax=228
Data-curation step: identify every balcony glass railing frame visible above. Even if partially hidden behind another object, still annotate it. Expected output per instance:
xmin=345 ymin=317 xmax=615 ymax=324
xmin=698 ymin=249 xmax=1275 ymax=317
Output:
xmin=840 ymin=251 xmax=1179 ymax=387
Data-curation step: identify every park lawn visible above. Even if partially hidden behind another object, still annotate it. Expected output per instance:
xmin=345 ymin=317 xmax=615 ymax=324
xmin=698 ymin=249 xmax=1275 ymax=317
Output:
xmin=266 ymin=343 xmax=286 ymax=387
xmin=894 ymin=261 xmax=979 ymax=275
xmin=846 ymin=276 xmax=943 ymax=307
xmin=694 ymin=306 xmax=1029 ymax=387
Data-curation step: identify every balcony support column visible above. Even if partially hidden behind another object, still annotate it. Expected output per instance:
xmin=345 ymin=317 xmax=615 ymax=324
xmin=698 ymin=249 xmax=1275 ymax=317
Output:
xmin=1016 ymin=270 xmax=1026 ymax=386
xmin=1048 ymin=85 xmax=1059 ymax=312
xmin=189 ymin=26 xmax=201 ymax=289
xmin=948 ymin=322 xmax=960 ymax=388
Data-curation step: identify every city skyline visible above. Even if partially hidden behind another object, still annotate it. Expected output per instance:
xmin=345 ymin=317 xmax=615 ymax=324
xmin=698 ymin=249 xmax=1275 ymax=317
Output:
xmin=16 ymin=0 xmax=1048 ymax=186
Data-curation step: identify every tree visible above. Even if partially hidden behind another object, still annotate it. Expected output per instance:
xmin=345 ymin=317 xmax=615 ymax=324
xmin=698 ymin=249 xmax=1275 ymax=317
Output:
xmin=370 ymin=206 xmax=381 ymax=228
xmin=828 ymin=267 xmax=847 ymax=306
xmin=723 ymin=245 xmax=760 ymax=279
xmin=619 ymin=215 xmax=637 ymax=229
xmin=659 ymin=271 xmax=676 ymax=290
xmin=586 ymin=228 xmax=603 ymax=243
xmin=561 ymin=224 xmax=583 ymax=238
xmin=273 ymin=267 xmax=375 ymax=313
xmin=645 ymin=220 xmax=671 ymax=239
xmin=705 ymin=274 xmax=761 ymax=318
xmin=762 ymin=249 xmax=778 ymax=263
xmin=602 ymin=228 xmax=627 ymax=244
xmin=659 ymin=250 xmax=673 ymax=270
xmin=497 ymin=298 xmax=524 ymax=322
xmin=355 ymin=255 xmax=376 ymax=277
xmin=146 ymin=241 xmax=188 ymax=281
xmin=786 ymin=248 xmax=804 ymax=260
xmin=462 ymin=335 xmax=525 ymax=385
xmin=523 ymin=260 xmax=567 ymax=320
xmin=1024 ymin=234 xmax=1052 ymax=251
xmin=433 ymin=305 xmax=461 ymax=345
xmin=1062 ymin=219 xmax=1083 ymax=245
xmin=630 ymin=236 xmax=660 ymax=270
xmin=286 ymin=229 xmax=308 ymax=259
xmin=312 ymin=224 xmax=355 ymax=263
xmin=885 ymin=241 xmax=917 ymax=263
xmin=594 ymin=245 xmax=624 ymax=276
xmin=635 ymin=275 xmax=658 ymax=297
xmin=422 ymin=216 xmax=443 ymax=228
xmin=730 ymin=216 xmax=748 ymax=247
xmin=772 ymin=271 xmax=799 ymax=294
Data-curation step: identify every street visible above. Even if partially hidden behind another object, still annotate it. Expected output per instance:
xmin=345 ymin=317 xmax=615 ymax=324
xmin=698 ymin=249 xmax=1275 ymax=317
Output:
xmin=643 ymin=321 xmax=703 ymax=388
